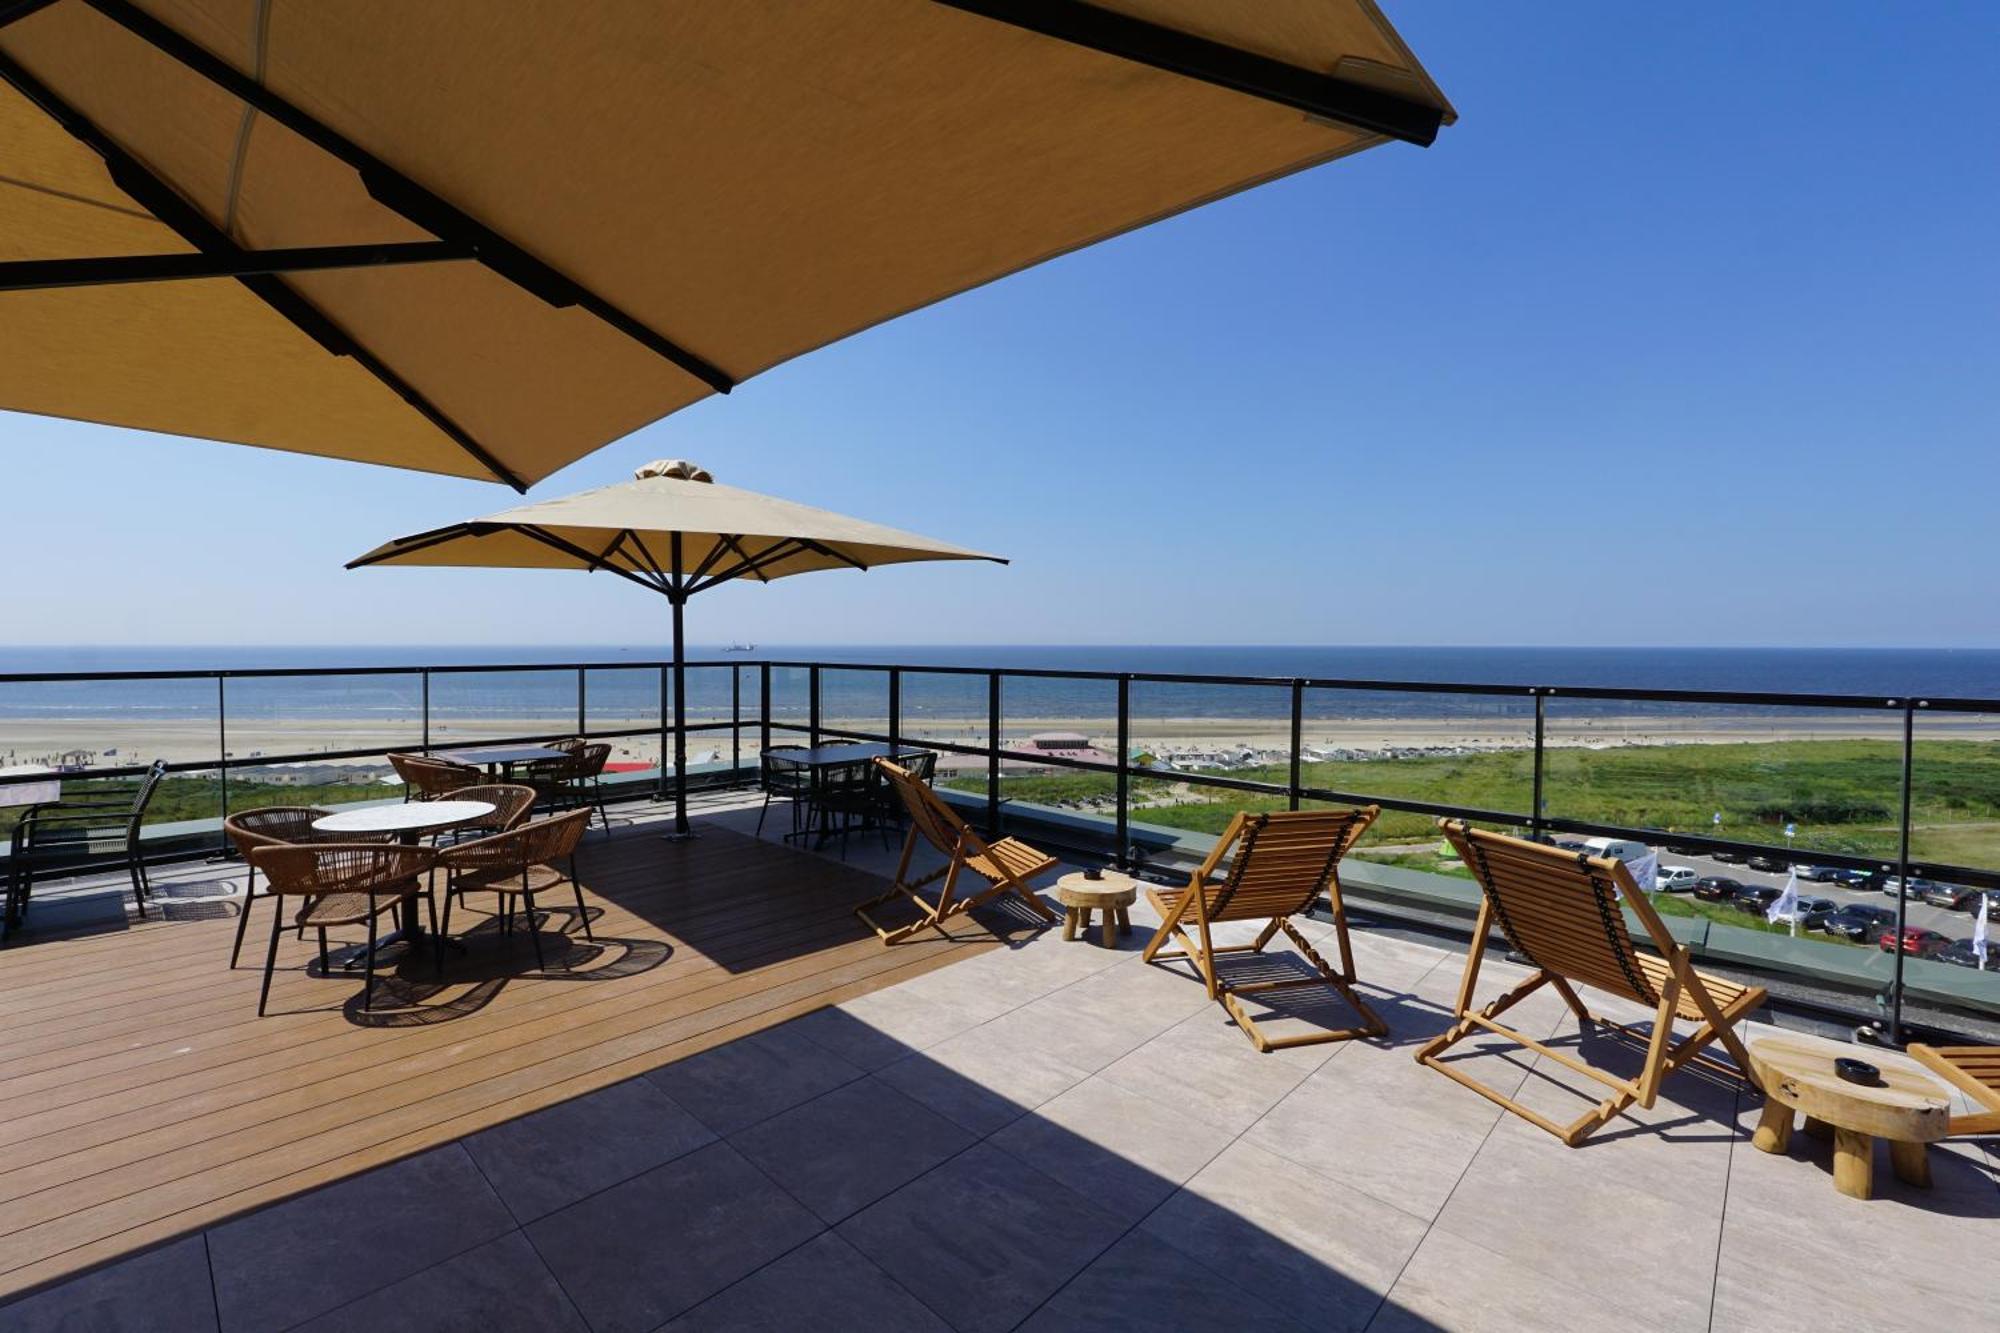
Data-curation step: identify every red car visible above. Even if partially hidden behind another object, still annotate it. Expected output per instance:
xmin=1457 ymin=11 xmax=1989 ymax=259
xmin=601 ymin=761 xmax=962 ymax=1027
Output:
xmin=1879 ymin=927 xmax=1950 ymax=958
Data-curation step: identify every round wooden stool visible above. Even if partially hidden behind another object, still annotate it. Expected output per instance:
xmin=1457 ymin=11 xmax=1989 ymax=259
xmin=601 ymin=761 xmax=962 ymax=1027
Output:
xmin=1747 ymin=1032 xmax=1954 ymax=1200
xmin=1054 ymin=872 xmax=1138 ymax=948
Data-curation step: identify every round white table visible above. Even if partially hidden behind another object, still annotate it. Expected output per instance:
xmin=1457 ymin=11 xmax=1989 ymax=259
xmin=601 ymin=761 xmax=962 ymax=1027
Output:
xmin=311 ymin=800 xmax=493 ymax=967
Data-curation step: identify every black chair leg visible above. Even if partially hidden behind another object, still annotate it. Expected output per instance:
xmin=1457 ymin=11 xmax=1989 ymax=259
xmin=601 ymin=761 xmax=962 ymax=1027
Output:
xmin=229 ymin=881 xmax=255 ymax=969
xmin=426 ymin=892 xmax=443 ymax=978
xmin=362 ymin=912 xmax=379 ymax=1012
xmin=317 ymin=926 xmax=329 ymax=975
xmin=257 ymin=907 xmax=284 ymax=1016
xmin=756 ymin=790 xmax=772 ymax=837
xmin=523 ymin=891 xmax=546 ymax=970
xmin=571 ymin=854 xmax=593 ymax=940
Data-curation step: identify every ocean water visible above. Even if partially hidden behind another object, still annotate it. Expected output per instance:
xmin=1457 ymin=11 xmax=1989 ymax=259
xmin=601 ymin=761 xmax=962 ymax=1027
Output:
xmin=4 ymin=645 xmax=2000 ymax=725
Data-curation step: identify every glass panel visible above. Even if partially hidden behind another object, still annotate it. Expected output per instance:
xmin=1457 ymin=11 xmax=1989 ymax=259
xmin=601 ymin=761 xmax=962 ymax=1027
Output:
xmin=768 ymin=667 xmax=811 ymax=735
xmin=226 ymin=672 xmax=423 ymax=764
xmin=1123 ymin=678 xmax=1290 ymax=842
xmin=585 ymin=666 xmax=658 ymax=736
xmin=902 ymin=671 xmax=990 ymax=794
xmin=821 ymin=668 xmax=890 ymax=739
xmin=0 ymin=675 xmax=215 ymax=772
xmin=428 ymin=668 xmax=574 ymax=747
xmin=992 ymin=673 xmax=1118 ymax=835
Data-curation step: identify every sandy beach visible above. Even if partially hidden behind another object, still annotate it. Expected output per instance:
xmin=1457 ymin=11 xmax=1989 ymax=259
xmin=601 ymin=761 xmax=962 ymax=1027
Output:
xmin=7 ymin=710 xmax=1998 ymax=777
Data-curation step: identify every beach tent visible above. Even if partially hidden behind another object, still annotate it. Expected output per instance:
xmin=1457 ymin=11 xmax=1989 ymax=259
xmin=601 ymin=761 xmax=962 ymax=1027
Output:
xmin=348 ymin=460 xmax=1003 ymax=835
xmin=0 ymin=1 xmax=1453 ymax=490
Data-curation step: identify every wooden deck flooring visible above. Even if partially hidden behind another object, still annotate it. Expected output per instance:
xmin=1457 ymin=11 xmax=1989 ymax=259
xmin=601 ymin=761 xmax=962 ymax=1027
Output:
xmin=0 ymin=824 xmax=1014 ymax=1298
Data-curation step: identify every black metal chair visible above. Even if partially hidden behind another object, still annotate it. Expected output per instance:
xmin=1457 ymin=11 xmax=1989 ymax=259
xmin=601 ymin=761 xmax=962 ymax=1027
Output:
xmin=4 ymin=759 xmax=167 ymax=942
xmin=810 ymin=755 xmax=887 ymax=859
xmin=872 ymin=750 xmax=936 ymax=830
xmin=755 ymin=745 xmax=810 ymax=838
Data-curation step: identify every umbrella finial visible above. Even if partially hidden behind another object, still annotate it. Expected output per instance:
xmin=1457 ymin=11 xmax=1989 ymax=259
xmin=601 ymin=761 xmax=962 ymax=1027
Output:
xmin=636 ymin=459 xmax=712 ymax=483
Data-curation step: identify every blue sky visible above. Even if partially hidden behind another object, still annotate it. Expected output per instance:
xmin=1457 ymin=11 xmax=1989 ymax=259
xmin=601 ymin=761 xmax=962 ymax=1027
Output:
xmin=4 ymin=2 xmax=1996 ymax=648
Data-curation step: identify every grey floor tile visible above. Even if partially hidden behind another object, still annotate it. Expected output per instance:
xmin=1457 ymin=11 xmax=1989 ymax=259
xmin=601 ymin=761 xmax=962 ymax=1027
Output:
xmin=839 ymin=1142 xmax=1126 ymax=1333
xmin=292 ymin=1232 xmax=586 ymax=1332
xmin=989 ymin=1076 xmax=1236 ymax=1226
xmin=1022 ymin=1230 xmax=1307 ymax=1332
xmin=874 ymin=1014 xmax=1096 ymax=1136
xmin=0 ymin=1235 xmax=216 ymax=1333
xmin=524 ymin=1141 xmax=822 ymax=1333
xmin=464 ymin=1076 xmax=717 ymax=1222
xmin=665 ymin=1232 xmax=947 ymax=1332
xmin=1371 ymin=1225 xmax=1633 ymax=1333
xmin=1010 ymin=955 xmax=1215 ymax=1071
xmin=207 ymin=1145 xmax=516 ymax=1333
xmin=731 ymin=1075 xmax=974 ymax=1223
xmin=1099 ymin=1006 xmax=1328 ymax=1135
xmin=647 ymin=1019 xmax=867 ymax=1136
xmin=1142 ymin=1140 xmax=1428 ymax=1332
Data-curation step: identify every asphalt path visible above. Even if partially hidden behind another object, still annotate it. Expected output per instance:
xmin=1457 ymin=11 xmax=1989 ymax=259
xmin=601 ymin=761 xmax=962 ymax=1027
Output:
xmin=1653 ymin=848 xmax=1978 ymax=939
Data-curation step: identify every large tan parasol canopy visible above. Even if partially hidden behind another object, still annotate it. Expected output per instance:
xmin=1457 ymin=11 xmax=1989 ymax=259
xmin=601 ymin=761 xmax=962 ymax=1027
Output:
xmin=349 ymin=459 xmax=1005 ymax=833
xmin=0 ymin=1 xmax=1453 ymax=490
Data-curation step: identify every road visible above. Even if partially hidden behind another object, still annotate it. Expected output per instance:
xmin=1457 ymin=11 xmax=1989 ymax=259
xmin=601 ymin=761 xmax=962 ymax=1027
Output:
xmin=1654 ymin=849 xmax=1977 ymax=939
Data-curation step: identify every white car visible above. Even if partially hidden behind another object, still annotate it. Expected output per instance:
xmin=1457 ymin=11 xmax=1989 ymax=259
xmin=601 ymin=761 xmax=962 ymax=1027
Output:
xmin=1655 ymin=866 xmax=1698 ymax=893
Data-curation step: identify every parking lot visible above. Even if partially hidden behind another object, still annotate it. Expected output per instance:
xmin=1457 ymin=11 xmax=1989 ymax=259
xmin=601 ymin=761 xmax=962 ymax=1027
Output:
xmin=1658 ymin=848 xmax=1980 ymax=939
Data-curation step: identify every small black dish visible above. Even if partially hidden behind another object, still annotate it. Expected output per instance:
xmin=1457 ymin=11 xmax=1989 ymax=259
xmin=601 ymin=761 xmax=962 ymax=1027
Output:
xmin=1835 ymin=1056 xmax=1882 ymax=1086
xmin=1083 ymin=866 xmax=1103 ymax=881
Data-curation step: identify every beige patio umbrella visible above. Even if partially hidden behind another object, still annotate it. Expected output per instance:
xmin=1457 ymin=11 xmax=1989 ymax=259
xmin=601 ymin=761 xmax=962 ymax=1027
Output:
xmin=0 ymin=1 xmax=1452 ymax=489
xmin=348 ymin=459 xmax=1003 ymax=835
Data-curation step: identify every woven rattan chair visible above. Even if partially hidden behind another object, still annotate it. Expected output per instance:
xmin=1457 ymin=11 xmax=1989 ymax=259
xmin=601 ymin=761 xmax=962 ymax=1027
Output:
xmin=755 ymin=745 xmax=811 ymax=838
xmin=1140 ymin=806 xmax=1386 ymax=1051
xmin=856 ymin=759 xmax=1057 ymax=944
xmin=558 ymin=742 xmax=612 ymax=832
xmin=246 ymin=842 xmax=439 ymax=1015
xmin=440 ymin=783 xmax=538 ymax=842
xmin=389 ymin=751 xmax=482 ymax=801
xmin=1907 ymin=1045 xmax=2000 ymax=1136
xmin=438 ymin=808 xmax=593 ymax=971
xmin=222 ymin=805 xmax=354 ymax=968
xmin=1419 ymin=820 xmax=1766 ymax=1146
xmin=5 ymin=759 xmax=167 ymax=942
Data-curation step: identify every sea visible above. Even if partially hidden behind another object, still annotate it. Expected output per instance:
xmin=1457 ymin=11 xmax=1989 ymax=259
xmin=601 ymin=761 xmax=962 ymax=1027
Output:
xmin=4 ymin=646 xmax=2000 ymax=727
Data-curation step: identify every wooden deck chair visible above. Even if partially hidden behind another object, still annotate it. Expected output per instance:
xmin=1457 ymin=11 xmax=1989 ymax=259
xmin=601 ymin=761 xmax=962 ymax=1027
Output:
xmin=1906 ymin=1045 xmax=2000 ymax=1137
xmin=1140 ymin=806 xmax=1387 ymax=1052
xmin=855 ymin=759 xmax=1058 ymax=944
xmin=1419 ymin=820 xmax=1766 ymax=1146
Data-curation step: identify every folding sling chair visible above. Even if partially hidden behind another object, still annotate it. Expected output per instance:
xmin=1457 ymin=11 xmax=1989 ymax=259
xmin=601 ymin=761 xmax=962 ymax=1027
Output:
xmin=1141 ymin=806 xmax=1386 ymax=1051
xmin=1420 ymin=820 xmax=1766 ymax=1146
xmin=855 ymin=759 xmax=1057 ymax=945
xmin=1906 ymin=1045 xmax=2000 ymax=1137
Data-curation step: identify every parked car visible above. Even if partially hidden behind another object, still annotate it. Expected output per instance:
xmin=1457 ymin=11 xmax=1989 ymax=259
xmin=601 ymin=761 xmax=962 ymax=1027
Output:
xmin=1655 ymin=866 xmax=1699 ymax=893
xmin=1921 ymin=884 xmax=2000 ymax=914
xmin=1824 ymin=867 xmax=1877 ymax=889
xmin=1735 ymin=884 xmax=1785 ymax=914
xmin=1580 ymin=837 xmax=1653 ymax=865
xmin=1770 ymin=896 xmax=1839 ymax=928
xmin=1934 ymin=938 xmax=1993 ymax=970
xmin=1694 ymin=876 xmax=1744 ymax=902
xmin=1821 ymin=904 xmax=1897 ymax=943
xmin=1711 ymin=849 xmax=1746 ymax=864
xmin=1551 ymin=838 xmax=1589 ymax=853
xmin=1792 ymin=864 xmax=1844 ymax=882
xmin=1880 ymin=876 xmax=1935 ymax=900
xmin=1879 ymin=926 xmax=1950 ymax=958
xmin=1746 ymin=854 xmax=1790 ymax=874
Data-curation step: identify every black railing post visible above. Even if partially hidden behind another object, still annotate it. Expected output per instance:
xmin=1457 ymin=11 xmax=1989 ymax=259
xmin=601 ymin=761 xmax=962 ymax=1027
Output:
xmin=986 ymin=671 xmax=1001 ymax=837
xmin=656 ymin=664 xmax=670 ymax=800
xmin=1288 ymin=679 xmax=1304 ymax=812
xmin=215 ymin=675 xmax=228 ymax=850
xmin=759 ymin=662 xmax=771 ymax=755
xmin=1531 ymin=689 xmax=1547 ymax=840
xmin=1116 ymin=675 xmax=1131 ymax=867
xmin=576 ymin=666 xmax=587 ymax=739
xmin=809 ymin=665 xmax=822 ymax=749
xmin=731 ymin=667 xmax=742 ymax=779
xmin=420 ymin=669 xmax=431 ymax=752
xmin=888 ymin=668 xmax=901 ymax=749
xmin=1890 ymin=699 xmax=1917 ymax=1043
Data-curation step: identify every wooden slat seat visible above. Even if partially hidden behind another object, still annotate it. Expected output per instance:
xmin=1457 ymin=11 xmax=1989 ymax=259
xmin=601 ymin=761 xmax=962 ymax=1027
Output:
xmin=1906 ymin=1044 xmax=2000 ymax=1136
xmin=1417 ymin=820 xmax=1766 ymax=1146
xmin=1140 ymin=806 xmax=1386 ymax=1051
xmin=855 ymin=760 xmax=1057 ymax=945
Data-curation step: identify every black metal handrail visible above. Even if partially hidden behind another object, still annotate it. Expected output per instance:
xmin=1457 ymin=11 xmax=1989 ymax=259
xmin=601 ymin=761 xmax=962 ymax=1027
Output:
xmin=10 ymin=654 xmax=2000 ymax=1040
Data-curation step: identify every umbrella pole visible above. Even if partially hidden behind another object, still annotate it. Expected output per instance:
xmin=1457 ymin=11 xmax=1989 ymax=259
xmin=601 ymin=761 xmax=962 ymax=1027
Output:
xmin=663 ymin=587 xmax=696 ymax=840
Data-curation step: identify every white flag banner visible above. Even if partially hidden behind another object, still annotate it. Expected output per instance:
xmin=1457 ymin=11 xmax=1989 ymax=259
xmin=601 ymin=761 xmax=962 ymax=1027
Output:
xmin=1627 ymin=851 xmax=1658 ymax=893
xmin=1975 ymin=894 xmax=1990 ymax=970
xmin=1766 ymin=870 xmax=1800 ymax=931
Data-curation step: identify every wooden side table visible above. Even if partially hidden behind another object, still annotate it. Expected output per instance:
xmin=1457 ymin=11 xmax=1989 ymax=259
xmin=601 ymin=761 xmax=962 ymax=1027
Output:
xmin=1747 ymin=1032 xmax=1954 ymax=1200
xmin=1054 ymin=872 xmax=1138 ymax=947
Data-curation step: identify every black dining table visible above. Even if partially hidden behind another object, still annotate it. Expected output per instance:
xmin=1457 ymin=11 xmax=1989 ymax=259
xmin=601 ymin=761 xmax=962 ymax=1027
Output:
xmin=770 ymin=743 xmax=932 ymax=845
